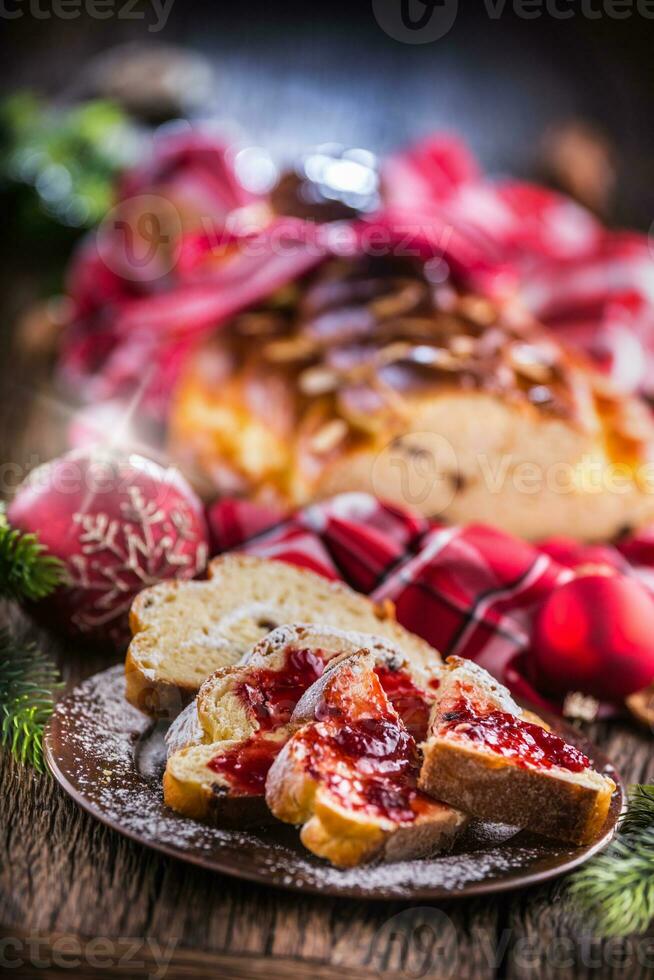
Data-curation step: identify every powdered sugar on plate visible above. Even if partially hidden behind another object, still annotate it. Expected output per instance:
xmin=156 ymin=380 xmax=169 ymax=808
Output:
xmin=44 ymin=666 xmax=621 ymax=900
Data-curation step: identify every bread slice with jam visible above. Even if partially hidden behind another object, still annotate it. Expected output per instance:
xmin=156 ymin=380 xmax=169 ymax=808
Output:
xmin=163 ymin=624 xmax=440 ymax=827
xmin=419 ymin=657 xmax=616 ymax=845
xmin=126 ymin=553 xmax=439 ymax=718
xmin=266 ymin=650 xmax=467 ymax=867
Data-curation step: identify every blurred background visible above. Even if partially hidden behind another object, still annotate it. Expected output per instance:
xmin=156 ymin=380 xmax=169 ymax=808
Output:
xmin=2 ymin=0 xmax=653 ymax=223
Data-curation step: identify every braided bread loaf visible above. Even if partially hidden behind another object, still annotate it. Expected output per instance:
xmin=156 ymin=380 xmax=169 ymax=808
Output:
xmin=171 ymin=254 xmax=654 ymax=540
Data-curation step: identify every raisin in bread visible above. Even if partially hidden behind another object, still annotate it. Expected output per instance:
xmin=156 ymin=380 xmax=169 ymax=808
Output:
xmin=163 ymin=624 xmax=440 ymax=827
xmin=266 ymin=649 xmax=466 ymax=867
xmin=170 ymin=253 xmax=654 ymax=541
xmin=419 ymin=657 xmax=616 ymax=845
xmin=126 ymin=553 xmax=439 ymax=718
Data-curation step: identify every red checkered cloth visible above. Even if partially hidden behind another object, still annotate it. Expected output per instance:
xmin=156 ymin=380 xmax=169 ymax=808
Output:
xmin=208 ymin=492 xmax=654 ymax=716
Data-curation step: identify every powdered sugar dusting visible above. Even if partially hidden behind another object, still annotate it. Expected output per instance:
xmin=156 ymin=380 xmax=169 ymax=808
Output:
xmin=48 ymin=666 xmax=251 ymax=851
xmin=45 ymin=666 xmax=619 ymax=900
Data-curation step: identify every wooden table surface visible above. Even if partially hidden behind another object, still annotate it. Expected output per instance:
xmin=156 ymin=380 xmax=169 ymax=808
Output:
xmin=2 ymin=7 xmax=654 ymax=978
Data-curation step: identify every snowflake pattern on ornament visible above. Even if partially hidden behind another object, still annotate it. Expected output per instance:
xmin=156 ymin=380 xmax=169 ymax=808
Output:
xmin=67 ymin=485 xmax=208 ymax=635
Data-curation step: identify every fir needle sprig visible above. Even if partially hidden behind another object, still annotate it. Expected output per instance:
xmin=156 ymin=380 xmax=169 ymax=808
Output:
xmin=0 ymin=629 xmax=61 ymax=772
xmin=0 ymin=505 xmax=64 ymax=770
xmin=0 ymin=503 xmax=65 ymax=602
xmin=568 ymin=784 xmax=654 ymax=936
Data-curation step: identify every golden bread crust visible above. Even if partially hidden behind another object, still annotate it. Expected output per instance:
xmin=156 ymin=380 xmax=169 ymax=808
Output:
xmin=163 ymin=758 xmax=273 ymax=828
xmin=170 ymin=255 xmax=654 ymax=540
xmin=419 ymin=738 xmax=613 ymax=846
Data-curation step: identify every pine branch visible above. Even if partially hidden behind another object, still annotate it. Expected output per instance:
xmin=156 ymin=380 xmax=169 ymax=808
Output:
xmin=0 ymin=504 xmax=65 ymax=602
xmin=0 ymin=629 xmax=61 ymax=772
xmin=568 ymin=783 xmax=654 ymax=936
xmin=620 ymin=784 xmax=654 ymax=835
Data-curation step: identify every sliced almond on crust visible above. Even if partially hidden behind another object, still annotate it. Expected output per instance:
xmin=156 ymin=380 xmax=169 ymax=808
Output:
xmin=509 ymin=343 xmax=555 ymax=383
xmin=456 ymin=295 xmax=497 ymax=326
xmin=449 ymin=334 xmax=475 ymax=358
xmin=368 ymin=282 xmax=427 ymax=320
xmin=376 ymin=343 xmax=461 ymax=370
xmin=299 ymin=366 xmax=341 ymax=396
xmin=308 ymin=418 xmax=349 ymax=454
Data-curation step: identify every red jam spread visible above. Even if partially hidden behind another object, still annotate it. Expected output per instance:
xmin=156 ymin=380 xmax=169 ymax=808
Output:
xmin=208 ymin=649 xmax=441 ymax=809
xmin=440 ymin=697 xmax=590 ymax=773
xmin=292 ymin=662 xmax=432 ymax=823
xmin=234 ymin=647 xmax=326 ymax=731
xmin=331 ymin=715 xmax=413 ymax=760
xmin=301 ymin=715 xmax=423 ymax=823
xmin=207 ymin=737 xmax=282 ymax=796
xmin=374 ymin=664 xmax=433 ymax=742
xmin=208 ymin=646 xmax=328 ymax=794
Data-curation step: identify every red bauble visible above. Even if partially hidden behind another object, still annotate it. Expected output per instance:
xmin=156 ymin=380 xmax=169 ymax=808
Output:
xmin=8 ymin=450 xmax=208 ymax=647
xmin=532 ymin=572 xmax=654 ymax=701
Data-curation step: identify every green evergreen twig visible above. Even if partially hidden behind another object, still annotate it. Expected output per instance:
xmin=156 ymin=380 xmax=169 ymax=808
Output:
xmin=0 ymin=629 xmax=61 ymax=772
xmin=0 ymin=503 xmax=65 ymax=602
xmin=0 ymin=505 xmax=64 ymax=770
xmin=568 ymin=783 xmax=654 ymax=936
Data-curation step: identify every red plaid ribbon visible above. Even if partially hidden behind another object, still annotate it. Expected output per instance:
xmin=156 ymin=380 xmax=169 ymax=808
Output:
xmin=208 ymin=493 xmax=654 ymax=715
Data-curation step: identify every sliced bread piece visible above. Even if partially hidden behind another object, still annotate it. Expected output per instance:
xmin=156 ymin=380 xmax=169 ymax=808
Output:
xmin=164 ymin=624 xmax=438 ymax=826
xmin=127 ymin=553 xmax=439 ymax=718
xmin=266 ymin=650 xmax=467 ymax=868
xmin=419 ymin=657 xmax=616 ymax=845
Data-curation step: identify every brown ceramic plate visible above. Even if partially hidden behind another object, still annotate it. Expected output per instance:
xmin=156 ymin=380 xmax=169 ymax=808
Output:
xmin=45 ymin=665 xmax=624 ymax=901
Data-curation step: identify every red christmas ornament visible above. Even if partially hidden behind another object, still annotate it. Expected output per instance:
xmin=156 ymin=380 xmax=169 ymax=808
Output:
xmin=532 ymin=571 xmax=654 ymax=701
xmin=8 ymin=449 xmax=208 ymax=647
